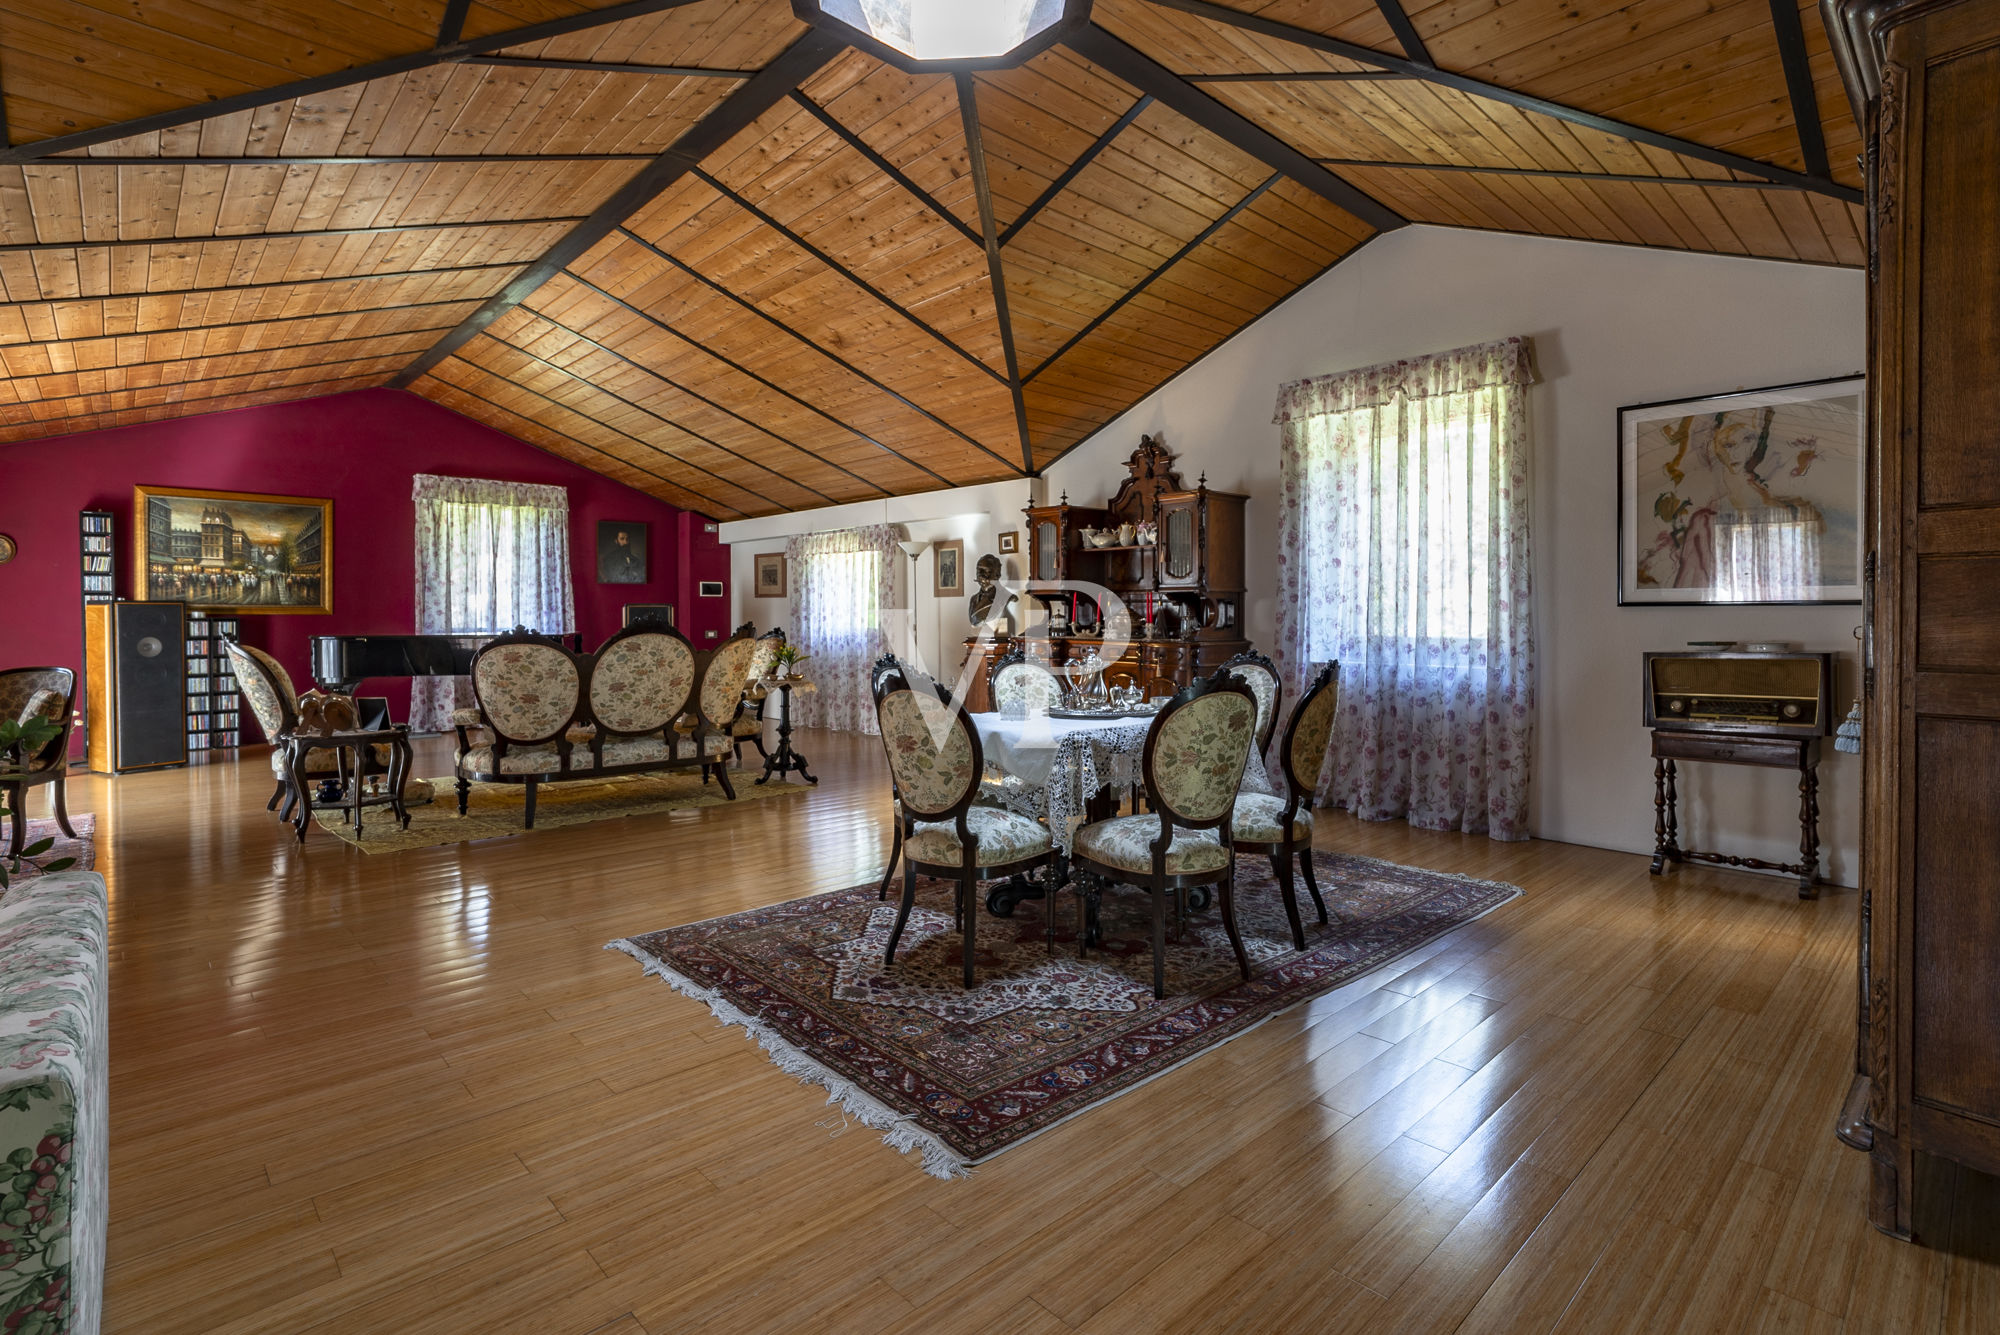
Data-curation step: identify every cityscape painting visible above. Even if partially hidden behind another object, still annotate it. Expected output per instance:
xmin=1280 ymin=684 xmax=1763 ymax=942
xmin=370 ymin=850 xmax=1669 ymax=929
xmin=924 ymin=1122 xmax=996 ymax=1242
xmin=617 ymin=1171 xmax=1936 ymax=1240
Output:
xmin=134 ymin=486 xmax=333 ymax=614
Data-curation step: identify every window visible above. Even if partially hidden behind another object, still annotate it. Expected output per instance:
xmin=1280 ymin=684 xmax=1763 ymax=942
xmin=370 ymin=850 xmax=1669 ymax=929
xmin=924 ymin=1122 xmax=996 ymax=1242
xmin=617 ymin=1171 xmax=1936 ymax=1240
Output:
xmin=787 ymin=525 xmax=896 ymax=734
xmin=1273 ymin=337 xmax=1538 ymax=840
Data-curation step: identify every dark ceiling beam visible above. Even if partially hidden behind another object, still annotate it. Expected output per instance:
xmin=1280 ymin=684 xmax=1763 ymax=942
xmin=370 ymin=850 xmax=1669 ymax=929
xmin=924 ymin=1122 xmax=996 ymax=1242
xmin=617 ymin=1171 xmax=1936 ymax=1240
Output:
xmin=1315 ymin=158 xmax=1824 ymax=190
xmin=463 ymin=55 xmax=755 ymax=78
xmin=550 ymin=270 xmax=957 ymax=488
xmin=467 ymin=331 xmax=798 ymax=513
xmin=48 ymin=153 xmax=657 ymax=166
xmin=390 ymin=29 xmax=848 ymax=390
xmin=0 ymin=0 xmax=720 ymax=163
xmin=505 ymin=304 xmax=893 ymax=499
xmin=614 ymin=226 xmax=1026 ymax=475
xmin=1024 ymin=173 xmax=1279 ymax=384
xmin=1064 ymin=26 xmax=1406 ymax=232
xmin=1139 ymin=0 xmax=1861 ymax=203
xmin=689 ymin=167 xmax=1002 ymax=382
xmin=420 ymin=371 xmax=748 ymax=516
xmin=435 ymin=0 xmax=474 ymax=47
xmin=998 ymin=93 xmax=1152 ymax=246
xmin=1183 ymin=70 xmax=1415 ymax=83
xmin=1373 ymin=0 xmax=1435 ymax=64
xmin=1767 ymin=0 xmax=1832 ymax=179
xmin=955 ymin=75 xmax=1035 ymax=475
xmin=0 ymin=215 xmax=586 ymax=256
xmin=787 ymin=92 xmax=984 ymax=247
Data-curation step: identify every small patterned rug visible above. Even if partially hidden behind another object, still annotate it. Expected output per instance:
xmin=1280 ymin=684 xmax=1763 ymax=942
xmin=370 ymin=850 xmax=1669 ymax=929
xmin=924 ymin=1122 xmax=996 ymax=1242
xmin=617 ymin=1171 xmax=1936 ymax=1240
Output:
xmin=612 ymin=851 xmax=1521 ymax=1178
xmin=313 ymin=769 xmax=808 ymax=852
xmin=4 ymin=815 xmax=95 ymax=885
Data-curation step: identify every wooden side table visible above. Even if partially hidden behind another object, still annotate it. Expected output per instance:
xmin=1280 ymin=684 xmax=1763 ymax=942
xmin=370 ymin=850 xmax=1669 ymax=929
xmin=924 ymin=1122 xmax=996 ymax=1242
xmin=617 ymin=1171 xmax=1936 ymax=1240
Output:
xmin=754 ymin=676 xmax=817 ymax=786
xmin=283 ymin=726 xmax=414 ymax=843
xmin=1649 ymin=729 xmax=1821 ymax=898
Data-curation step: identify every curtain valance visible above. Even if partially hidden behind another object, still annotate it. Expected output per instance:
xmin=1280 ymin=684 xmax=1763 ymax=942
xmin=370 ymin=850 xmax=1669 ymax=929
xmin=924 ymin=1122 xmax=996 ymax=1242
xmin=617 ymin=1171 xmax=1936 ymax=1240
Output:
xmin=411 ymin=474 xmax=569 ymax=511
xmin=1271 ymin=335 xmax=1538 ymax=422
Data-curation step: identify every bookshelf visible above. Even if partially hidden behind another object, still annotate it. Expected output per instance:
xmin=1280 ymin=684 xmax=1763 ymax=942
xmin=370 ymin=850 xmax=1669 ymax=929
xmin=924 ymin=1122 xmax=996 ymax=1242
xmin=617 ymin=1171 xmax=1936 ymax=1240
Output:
xmin=78 ymin=511 xmax=114 ymax=746
xmin=184 ymin=613 xmax=241 ymax=757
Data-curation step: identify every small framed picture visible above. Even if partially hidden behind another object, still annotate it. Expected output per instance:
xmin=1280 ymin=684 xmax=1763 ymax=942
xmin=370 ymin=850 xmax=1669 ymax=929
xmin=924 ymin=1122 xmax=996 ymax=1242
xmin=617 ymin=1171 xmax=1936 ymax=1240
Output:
xmin=698 ymin=580 xmax=724 ymax=598
xmin=753 ymin=552 xmax=787 ymax=598
xmin=997 ymin=530 xmax=1019 ymax=555
xmin=1618 ymin=374 xmax=1865 ymax=605
xmin=933 ymin=539 xmax=964 ymax=597
xmin=597 ymin=521 xmax=648 ymax=585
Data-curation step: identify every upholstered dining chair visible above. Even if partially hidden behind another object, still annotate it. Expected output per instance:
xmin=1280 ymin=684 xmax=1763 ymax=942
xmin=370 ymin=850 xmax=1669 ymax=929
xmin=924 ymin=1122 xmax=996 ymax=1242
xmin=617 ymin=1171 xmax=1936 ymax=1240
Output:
xmin=1070 ymin=671 xmax=1258 ymax=999
xmin=1231 ymin=663 xmax=1341 ymax=950
xmin=1221 ymin=649 xmax=1284 ymax=795
xmin=988 ymin=648 xmax=1062 ymax=714
xmin=0 ymin=667 xmax=78 ymax=859
xmin=731 ymin=628 xmax=785 ymax=765
xmin=687 ymin=633 xmax=762 ymax=798
xmin=875 ymin=667 xmax=1058 ymax=988
xmin=223 ymin=639 xmax=391 ymax=822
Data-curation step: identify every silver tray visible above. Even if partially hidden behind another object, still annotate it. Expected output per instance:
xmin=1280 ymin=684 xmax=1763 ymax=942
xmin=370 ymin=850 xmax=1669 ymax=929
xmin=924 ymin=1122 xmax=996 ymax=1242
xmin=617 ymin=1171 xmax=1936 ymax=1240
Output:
xmin=1044 ymin=706 xmax=1156 ymax=720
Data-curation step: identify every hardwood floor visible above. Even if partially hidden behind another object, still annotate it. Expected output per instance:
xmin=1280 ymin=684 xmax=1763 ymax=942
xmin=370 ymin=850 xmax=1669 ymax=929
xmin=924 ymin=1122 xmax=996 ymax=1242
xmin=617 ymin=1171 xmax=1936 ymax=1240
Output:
xmin=40 ymin=729 xmax=1997 ymax=1333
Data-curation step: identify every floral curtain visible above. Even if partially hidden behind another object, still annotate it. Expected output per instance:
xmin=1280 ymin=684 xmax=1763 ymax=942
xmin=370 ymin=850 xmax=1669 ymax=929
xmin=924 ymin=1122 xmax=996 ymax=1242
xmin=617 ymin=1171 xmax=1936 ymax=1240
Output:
xmin=786 ymin=524 xmax=897 ymax=735
xmin=410 ymin=474 xmax=575 ymax=733
xmin=1272 ymin=336 xmax=1538 ymax=840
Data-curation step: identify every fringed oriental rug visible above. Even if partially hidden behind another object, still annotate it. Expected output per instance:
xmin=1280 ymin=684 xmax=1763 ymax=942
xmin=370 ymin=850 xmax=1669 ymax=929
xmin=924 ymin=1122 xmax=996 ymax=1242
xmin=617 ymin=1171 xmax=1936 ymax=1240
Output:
xmin=611 ymin=851 xmax=1520 ymax=1178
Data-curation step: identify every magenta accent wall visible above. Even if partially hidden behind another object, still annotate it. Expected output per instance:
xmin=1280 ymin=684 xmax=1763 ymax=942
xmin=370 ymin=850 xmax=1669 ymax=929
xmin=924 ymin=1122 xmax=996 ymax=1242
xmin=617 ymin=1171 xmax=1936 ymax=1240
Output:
xmin=0 ymin=387 xmax=729 ymax=750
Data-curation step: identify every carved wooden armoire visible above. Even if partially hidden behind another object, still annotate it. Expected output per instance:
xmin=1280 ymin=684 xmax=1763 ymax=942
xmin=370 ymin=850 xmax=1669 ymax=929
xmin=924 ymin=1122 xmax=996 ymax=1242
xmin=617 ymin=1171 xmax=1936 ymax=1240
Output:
xmin=1828 ymin=0 xmax=2000 ymax=1239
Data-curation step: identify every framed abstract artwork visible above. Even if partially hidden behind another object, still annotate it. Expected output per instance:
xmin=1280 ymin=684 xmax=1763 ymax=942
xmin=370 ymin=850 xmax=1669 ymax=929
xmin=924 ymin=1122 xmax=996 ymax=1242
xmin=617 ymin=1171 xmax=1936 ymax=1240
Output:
xmin=753 ymin=552 xmax=787 ymax=598
xmin=134 ymin=485 xmax=333 ymax=614
xmin=1617 ymin=375 xmax=1865 ymax=606
xmin=597 ymin=520 xmax=648 ymax=584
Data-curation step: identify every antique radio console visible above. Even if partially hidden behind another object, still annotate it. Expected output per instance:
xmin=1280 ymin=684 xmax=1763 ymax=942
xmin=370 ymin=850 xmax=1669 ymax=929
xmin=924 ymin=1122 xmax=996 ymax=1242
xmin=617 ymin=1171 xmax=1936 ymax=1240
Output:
xmin=1642 ymin=650 xmax=1834 ymax=897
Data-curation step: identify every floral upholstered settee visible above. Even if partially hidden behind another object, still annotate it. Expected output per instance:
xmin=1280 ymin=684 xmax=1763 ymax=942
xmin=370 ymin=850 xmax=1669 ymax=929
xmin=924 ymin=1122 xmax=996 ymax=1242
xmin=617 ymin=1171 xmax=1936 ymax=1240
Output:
xmin=452 ymin=625 xmax=763 ymax=828
xmin=0 ymin=871 xmax=107 ymax=1335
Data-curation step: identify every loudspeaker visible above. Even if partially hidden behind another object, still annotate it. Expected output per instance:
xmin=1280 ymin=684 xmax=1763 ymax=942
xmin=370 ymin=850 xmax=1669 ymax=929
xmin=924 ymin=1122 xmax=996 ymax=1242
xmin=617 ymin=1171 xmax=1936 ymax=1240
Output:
xmin=85 ymin=601 xmax=188 ymax=773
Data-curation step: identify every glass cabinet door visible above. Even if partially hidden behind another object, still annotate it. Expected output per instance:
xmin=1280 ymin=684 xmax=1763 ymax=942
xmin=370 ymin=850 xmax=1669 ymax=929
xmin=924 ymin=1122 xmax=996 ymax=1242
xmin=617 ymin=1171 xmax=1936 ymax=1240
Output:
xmin=1035 ymin=520 xmax=1059 ymax=582
xmin=1162 ymin=505 xmax=1195 ymax=583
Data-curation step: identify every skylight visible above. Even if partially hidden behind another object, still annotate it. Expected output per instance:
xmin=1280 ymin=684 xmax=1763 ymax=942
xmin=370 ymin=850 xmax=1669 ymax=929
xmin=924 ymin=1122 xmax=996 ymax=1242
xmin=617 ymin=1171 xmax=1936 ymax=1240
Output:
xmin=810 ymin=0 xmax=1069 ymax=64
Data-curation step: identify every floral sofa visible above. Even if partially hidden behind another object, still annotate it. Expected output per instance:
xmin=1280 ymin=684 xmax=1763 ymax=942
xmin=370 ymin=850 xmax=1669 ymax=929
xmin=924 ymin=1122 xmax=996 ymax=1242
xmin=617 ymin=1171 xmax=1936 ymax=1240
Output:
xmin=0 ymin=870 xmax=106 ymax=1335
xmin=452 ymin=625 xmax=762 ymax=827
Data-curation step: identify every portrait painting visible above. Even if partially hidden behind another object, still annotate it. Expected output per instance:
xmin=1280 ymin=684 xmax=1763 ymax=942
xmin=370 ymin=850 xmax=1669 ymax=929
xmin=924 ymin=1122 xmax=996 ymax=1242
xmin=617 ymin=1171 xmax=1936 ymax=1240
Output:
xmin=135 ymin=486 xmax=333 ymax=615
xmin=597 ymin=521 xmax=648 ymax=585
xmin=1618 ymin=376 xmax=1864 ymax=605
xmin=753 ymin=552 xmax=787 ymax=598
xmin=933 ymin=539 xmax=964 ymax=597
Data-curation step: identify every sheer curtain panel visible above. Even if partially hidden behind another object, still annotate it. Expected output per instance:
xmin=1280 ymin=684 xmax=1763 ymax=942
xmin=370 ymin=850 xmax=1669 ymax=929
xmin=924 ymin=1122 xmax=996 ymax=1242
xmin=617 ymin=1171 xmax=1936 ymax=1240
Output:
xmin=410 ymin=474 xmax=575 ymax=733
xmin=786 ymin=524 xmax=897 ymax=735
xmin=1272 ymin=336 xmax=1538 ymax=840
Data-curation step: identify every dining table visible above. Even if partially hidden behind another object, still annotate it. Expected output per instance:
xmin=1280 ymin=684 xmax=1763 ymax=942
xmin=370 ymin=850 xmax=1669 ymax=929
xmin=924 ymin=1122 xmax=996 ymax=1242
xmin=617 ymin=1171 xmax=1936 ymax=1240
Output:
xmin=969 ymin=709 xmax=1156 ymax=916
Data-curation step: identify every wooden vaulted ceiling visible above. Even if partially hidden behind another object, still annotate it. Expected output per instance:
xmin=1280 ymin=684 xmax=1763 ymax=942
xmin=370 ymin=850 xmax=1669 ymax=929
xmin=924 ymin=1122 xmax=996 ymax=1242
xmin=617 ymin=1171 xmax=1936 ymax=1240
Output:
xmin=0 ymin=0 xmax=1865 ymax=518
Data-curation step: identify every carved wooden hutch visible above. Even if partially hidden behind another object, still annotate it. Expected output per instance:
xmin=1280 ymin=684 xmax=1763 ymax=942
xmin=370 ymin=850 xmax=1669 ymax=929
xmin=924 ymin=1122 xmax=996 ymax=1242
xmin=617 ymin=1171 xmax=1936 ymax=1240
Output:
xmin=961 ymin=437 xmax=1248 ymax=711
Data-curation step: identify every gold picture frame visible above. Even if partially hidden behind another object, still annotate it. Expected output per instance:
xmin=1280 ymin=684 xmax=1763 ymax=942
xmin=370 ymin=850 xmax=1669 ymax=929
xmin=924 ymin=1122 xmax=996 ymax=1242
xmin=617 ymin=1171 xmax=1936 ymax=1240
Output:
xmin=997 ymin=530 xmax=1019 ymax=555
xmin=133 ymin=485 xmax=334 ymax=615
xmin=753 ymin=552 xmax=788 ymax=598
xmin=933 ymin=539 xmax=964 ymax=597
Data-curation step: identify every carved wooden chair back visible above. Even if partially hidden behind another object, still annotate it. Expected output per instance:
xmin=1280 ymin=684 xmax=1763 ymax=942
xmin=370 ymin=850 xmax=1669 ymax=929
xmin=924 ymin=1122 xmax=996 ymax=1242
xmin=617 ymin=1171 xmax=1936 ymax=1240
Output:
xmin=469 ymin=632 xmax=581 ymax=753
xmin=1283 ymin=663 xmax=1342 ymax=799
xmin=1141 ymin=673 xmax=1258 ymax=831
xmin=989 ymin=648 xmax=1062 ymax=713
xmin=222 ymin=640 xmax=299 ymax=741
xmin=1220 ymin=649 xmax=1283 ymax=759
xmin=0 ymin=667 xmax=76 ymax=771
xmin=587 ymin=622 xmax=695 ymax=739
xmin=873 ymin=669 xmax=984 ymax=822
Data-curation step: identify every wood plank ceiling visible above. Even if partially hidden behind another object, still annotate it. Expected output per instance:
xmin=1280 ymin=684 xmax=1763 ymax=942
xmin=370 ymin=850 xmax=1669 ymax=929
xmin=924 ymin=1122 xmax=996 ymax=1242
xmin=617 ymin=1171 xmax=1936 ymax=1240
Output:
xmin=0 ymin=0 xmax=1865 ymax=518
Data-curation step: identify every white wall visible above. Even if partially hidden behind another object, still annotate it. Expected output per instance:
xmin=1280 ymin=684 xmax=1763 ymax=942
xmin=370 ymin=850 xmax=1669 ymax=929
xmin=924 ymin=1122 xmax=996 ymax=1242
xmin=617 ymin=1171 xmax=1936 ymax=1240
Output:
xmin=720 ymin=479 xmax=1041 ymax=686
xmin=1044 ymin=226 xmax=1867 ymax=885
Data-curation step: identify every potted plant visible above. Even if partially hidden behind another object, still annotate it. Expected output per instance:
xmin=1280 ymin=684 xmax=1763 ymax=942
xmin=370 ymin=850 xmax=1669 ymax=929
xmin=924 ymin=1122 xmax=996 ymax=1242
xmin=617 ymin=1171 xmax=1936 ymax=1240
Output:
xmin=771 ymin=644 xmax=811 ymax=680
xmin=0 ymin=716 xmax=76 ymax=891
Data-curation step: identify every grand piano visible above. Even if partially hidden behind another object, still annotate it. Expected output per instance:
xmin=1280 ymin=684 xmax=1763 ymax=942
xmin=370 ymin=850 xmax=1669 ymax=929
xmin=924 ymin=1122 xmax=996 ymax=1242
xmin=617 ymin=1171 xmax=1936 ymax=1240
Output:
xmin=309 ymin=634 xmax=489 ymax=695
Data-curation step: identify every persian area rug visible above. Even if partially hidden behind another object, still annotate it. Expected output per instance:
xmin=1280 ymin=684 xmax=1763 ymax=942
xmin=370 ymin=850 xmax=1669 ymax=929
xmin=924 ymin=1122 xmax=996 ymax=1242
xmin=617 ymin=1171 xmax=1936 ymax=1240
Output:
xmin=611 ymin=851 xmax=1521 ymax=1178
xmin=5 ymin=814 xmax=95 ymax=884
xmin=314 ymin=769 xmax=806 ymax=853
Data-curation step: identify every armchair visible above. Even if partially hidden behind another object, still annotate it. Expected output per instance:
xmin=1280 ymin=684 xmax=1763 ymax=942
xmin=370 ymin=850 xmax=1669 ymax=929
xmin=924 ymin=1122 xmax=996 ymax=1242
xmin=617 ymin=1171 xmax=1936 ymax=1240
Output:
xmin=0 ymin=668 xmax=77 ymax=859
xmin=222 ymin=639 xmax=391 ymax=823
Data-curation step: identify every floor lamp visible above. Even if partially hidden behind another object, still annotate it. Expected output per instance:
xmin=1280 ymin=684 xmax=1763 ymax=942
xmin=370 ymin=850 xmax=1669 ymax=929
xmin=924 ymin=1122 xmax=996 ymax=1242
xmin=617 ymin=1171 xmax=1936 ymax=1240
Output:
xmin=896 ymin=539 xmax=928 ymax=671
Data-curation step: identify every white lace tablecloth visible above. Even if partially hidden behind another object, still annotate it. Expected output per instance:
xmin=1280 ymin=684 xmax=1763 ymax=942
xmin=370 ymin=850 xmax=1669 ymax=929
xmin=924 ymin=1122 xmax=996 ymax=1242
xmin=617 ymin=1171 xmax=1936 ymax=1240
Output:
xmin=972 ymin=712 xmax=1154 ymax=853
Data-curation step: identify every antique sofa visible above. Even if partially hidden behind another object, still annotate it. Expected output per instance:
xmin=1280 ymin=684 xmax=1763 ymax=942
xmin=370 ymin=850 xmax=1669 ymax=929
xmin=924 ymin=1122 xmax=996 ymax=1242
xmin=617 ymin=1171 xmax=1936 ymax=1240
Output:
xmin=0 ymin=869 xmax=107 ymax=1335
xmin=452 ymin=625 xmax=762 ymax=827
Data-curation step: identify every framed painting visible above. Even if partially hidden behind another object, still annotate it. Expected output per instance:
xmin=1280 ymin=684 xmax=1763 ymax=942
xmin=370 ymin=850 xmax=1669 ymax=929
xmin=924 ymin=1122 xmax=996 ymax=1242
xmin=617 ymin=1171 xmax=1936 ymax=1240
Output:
xmin=134 ymin=486 xmax=333 ymax=614
xmin=933 ymin=539 xmax=964 ymax=597
xmin=753 ymin=552 xmax=787 ymax=598
xmin=597 ymin=520 xmax=648 ymax=585
xmin=997 ymin=530 xmax=1019 ymax=555
xmin=1618 ymin=375 xmax=1865 ymax=606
